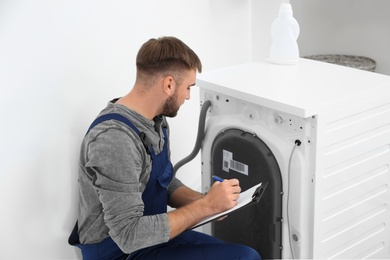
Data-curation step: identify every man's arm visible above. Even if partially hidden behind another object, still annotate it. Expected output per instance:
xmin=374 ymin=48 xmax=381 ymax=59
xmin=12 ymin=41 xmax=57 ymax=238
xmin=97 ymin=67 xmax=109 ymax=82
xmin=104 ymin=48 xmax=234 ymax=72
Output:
xmin=85 ymin=127 xmax=171 ymax=253
xmin=166 ymin=178 xmax=240 ymax=239
xmin=168 ymin=185 xmax=204 ymax=208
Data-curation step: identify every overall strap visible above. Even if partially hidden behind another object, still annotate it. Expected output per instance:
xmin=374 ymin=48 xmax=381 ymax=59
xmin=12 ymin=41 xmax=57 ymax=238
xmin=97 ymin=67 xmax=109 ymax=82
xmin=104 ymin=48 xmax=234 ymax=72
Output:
xmin=86 ymin=113 xmax=150 ymax=154
xmin=87 ymin=113 xmax=141 ymax=135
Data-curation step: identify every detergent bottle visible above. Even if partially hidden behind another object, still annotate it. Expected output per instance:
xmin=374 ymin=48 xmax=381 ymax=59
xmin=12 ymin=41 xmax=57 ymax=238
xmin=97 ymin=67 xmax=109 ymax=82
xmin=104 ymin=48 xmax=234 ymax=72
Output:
xmin=269 ymin=3 xmax=300 ymax=65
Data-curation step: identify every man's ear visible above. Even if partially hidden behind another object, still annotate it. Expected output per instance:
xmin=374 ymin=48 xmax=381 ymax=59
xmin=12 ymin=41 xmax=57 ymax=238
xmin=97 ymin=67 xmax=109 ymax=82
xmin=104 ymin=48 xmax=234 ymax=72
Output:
xmin=163 ymin=75 xmax=175 ymax=96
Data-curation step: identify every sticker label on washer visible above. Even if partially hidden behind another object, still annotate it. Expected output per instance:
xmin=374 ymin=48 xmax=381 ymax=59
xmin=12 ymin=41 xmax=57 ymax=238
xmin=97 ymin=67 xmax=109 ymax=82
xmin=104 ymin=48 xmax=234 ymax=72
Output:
xmin=222 ymin=150 xmax=248 ymax=175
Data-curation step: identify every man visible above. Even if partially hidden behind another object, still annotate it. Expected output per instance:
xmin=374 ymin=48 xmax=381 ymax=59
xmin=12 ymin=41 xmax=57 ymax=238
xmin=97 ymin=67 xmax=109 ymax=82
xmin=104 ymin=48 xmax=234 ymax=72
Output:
xmin=69 ymin=36 xmax=261 ymax=259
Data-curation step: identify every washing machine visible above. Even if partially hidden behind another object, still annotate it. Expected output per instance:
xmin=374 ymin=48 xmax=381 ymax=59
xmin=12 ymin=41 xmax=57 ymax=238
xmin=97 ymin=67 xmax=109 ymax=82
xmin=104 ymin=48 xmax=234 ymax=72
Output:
xmin=197 ymin=60 xmax=390 ymax=259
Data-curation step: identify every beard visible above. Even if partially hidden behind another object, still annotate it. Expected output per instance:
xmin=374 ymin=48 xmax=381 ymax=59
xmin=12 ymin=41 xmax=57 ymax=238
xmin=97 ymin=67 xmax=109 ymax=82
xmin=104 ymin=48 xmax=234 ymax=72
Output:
xmin=162 ymin=89 xmax=179 ymax=117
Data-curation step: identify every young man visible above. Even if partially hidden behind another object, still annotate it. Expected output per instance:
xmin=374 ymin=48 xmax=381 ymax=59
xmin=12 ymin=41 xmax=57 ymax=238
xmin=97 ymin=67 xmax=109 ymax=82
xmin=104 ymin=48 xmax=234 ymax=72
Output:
xmin=69 ymin=36 xmax=261 ymax=259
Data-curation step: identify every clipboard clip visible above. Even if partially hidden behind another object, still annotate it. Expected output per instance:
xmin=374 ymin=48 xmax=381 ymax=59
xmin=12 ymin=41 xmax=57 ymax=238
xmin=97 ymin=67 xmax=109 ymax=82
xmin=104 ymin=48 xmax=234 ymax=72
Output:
xmin=252 ymin=182 xmax=268 ymax=203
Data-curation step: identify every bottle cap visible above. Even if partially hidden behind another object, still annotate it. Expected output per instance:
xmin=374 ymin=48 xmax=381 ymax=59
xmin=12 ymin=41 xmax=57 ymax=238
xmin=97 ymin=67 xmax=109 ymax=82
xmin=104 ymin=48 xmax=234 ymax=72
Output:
xmin=279 ymin=3 xmax=293 ymax=17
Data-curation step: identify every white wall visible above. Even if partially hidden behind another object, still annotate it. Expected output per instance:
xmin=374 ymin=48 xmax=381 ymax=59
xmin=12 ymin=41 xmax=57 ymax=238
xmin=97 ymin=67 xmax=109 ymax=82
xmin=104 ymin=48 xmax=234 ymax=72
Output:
xmin=291 ymin=0 xmax=390 ymax=75
xmin=0 ymin=0 xmax=256 ymax=259
xmin=252 ymin=0 xmax=390 ymax=76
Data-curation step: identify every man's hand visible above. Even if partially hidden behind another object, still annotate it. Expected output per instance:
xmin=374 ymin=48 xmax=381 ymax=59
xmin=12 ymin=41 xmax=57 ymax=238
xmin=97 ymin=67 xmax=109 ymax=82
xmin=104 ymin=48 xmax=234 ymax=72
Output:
xmin=167 ymin=178 xmax=241 ymax=239
xmin=203 ymin=178 xmax=241 ymax=213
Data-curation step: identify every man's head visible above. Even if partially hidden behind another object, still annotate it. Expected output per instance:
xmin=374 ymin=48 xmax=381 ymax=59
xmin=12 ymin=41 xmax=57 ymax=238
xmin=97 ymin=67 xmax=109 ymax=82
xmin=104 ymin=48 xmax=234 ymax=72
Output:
xmin=135 ymin=36 xmax=202 ymax=87
xmin=135 ymin=36 xmax=202 ymax=117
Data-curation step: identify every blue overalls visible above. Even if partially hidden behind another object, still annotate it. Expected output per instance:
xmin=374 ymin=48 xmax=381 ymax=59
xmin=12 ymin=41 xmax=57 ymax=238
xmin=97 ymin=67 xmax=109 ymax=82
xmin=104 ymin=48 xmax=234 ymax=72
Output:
xmin=69 ymin=113 xmax=261 ymax=260
xmin=69 ymin=113 xmax=173 ymax=259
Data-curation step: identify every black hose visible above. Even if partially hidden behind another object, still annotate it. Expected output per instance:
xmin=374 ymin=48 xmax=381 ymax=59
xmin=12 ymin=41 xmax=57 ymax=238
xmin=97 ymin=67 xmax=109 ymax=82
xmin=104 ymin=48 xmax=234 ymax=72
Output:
xmin=173 ymin=100 xmax=212 ymax=174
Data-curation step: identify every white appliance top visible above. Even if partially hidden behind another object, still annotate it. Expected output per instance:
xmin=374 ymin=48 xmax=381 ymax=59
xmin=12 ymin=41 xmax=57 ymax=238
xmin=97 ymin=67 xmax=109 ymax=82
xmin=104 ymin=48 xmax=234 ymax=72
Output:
xmin=197 ymin=59 xmax=390 ymax=118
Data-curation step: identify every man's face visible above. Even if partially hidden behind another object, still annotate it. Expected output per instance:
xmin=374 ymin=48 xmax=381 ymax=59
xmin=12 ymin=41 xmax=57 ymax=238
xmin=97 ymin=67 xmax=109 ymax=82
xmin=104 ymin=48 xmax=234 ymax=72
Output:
xmin=162 ymin=69 xmax=196 ymax=117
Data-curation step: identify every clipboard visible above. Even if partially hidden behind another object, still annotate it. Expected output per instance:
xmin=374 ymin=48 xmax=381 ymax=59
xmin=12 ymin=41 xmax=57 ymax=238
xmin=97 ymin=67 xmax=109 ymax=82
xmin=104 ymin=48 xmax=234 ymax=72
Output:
xmin=251 ymin=182 xmax=268 ymax=203
xmin=191 ymin=182 xmax=268 ymax=229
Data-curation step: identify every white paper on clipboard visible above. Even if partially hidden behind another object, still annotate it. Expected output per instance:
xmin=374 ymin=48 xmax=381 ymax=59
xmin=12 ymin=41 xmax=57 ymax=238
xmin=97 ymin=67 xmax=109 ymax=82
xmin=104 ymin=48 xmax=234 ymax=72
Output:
xmin=191 ymin=182 xmax=262 ymax=229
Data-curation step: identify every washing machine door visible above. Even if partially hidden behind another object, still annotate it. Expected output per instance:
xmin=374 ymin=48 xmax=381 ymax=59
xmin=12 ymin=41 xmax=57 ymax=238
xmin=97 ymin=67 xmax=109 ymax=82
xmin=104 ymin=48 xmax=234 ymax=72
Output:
xmin=211 ymin=128 xmax=282 ymax=259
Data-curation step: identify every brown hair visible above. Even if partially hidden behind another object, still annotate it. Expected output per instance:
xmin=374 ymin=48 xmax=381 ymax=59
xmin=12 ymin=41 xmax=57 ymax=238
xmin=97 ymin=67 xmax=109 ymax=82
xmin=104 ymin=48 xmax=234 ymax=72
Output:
xmin=136 ymin=36 xmax=202 ymax=86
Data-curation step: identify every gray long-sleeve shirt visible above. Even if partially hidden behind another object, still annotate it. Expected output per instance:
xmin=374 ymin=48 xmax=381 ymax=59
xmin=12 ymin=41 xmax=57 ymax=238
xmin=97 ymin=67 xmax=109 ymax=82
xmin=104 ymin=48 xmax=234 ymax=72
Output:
xmin=77 ymin=100 xmax=184 ymax=253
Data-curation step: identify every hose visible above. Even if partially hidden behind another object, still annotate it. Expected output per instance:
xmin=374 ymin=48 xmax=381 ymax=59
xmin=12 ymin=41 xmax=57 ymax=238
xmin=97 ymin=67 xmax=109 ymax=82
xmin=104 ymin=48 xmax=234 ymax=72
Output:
xmin=173 ymin=100 xmax=212 ymax=174
xmin=287 ymin=139 xmax=301 ymax=259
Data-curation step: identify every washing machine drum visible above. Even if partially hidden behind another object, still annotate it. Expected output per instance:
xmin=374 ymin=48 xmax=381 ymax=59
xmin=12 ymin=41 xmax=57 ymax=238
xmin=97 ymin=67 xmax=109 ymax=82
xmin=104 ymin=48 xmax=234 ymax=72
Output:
xmin=210 ymin=128 xmax=282 ymax=259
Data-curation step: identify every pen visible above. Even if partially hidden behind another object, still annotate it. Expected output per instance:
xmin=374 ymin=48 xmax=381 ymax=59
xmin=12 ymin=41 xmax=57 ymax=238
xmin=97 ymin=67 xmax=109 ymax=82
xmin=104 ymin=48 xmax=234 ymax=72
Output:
xmin=212 ymin=175 xmax=224 ymax=182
